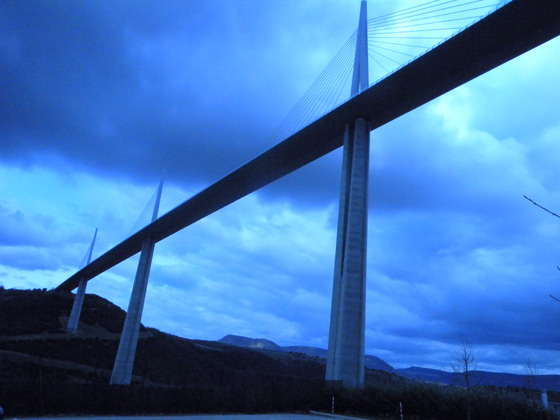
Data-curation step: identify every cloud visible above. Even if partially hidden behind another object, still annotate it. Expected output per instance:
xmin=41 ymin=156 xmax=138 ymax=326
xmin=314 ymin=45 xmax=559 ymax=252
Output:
xmin=0 ymin=0 xmax=359 ymax=194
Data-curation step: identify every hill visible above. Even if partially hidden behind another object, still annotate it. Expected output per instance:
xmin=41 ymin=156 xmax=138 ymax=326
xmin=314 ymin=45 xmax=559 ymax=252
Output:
xmin=219 ymin=334 xmax=395 ymax=372
xmin=397 ymin=366 xmax=560 ymax=393
xmin=2 ymin=287 xmax=558 ymax=420
xmin=218 ymin=334 xmax=560 ymax=393
xmin=0 ymin=288 xmax=333 ymax=385
xmin=3 ymin=288 xmax=558 ymax=394
xmin=0 ymin=287 xmax=403 ymax=417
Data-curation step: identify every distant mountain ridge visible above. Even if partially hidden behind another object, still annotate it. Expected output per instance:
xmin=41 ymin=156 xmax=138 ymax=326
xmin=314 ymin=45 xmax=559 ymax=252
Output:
xmin=398 ymin=366 xmax=560 ymax=392
xmin=220 ymin=334 xmax=396 ymax=373
xmin=218 ymin=334 xmax=560 ymax=392
xmin=219 ymin=334 xmax=281 ymax=351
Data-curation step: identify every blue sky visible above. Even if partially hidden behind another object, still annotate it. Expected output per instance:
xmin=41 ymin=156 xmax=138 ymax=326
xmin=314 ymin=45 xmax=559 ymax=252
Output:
xmin=2 ymin=0 xmax=560 ymax=375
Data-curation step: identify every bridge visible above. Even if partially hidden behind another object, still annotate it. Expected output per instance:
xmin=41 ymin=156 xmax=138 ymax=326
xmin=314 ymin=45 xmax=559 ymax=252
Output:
xmin=55 ymin=0 xmax=560 ymax=387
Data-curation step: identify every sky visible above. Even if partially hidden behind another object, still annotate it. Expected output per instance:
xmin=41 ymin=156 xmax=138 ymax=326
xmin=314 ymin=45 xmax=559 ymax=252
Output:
xmin=2 ymin=0 xmax=560 ymax=376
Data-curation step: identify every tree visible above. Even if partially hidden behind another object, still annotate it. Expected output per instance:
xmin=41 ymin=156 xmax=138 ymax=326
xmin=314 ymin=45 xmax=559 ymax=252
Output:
xmin=452 ymin=339 xmax=477 ymax=389
xmin=452 ymin=339 xmax=477 ymax=420
xmin=525 ymin=358 xmax=540 ymax=397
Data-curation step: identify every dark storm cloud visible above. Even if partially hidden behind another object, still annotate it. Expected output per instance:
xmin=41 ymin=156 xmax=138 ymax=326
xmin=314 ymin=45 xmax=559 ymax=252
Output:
xmin=0 ymin=2 xmax=135 ymax=159
xmin=0 ymin=0 xmax=357 ymax=205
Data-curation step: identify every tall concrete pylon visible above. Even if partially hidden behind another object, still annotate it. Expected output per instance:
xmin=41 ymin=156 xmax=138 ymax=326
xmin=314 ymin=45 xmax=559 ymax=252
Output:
xmin=110 ymin=179 xmax=163 ymax=385
xmin=326 ymin=0 xmax=369 ymax=388
xmin=67 ymin=228 xmax=98 ymax=334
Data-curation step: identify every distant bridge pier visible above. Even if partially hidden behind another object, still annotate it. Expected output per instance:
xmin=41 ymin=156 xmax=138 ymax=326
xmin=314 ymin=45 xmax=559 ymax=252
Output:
xmin=110 ymin=180 xmax=163 ymax=385
xmin=326 ymin=0 xmax=369 ymax=388
xmin=67 ymin=228 xmax=98 ymax=334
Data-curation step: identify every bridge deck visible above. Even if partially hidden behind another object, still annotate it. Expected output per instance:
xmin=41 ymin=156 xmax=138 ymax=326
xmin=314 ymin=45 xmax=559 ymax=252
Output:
xmin=57 ymin=0 xmax=560 ymax=292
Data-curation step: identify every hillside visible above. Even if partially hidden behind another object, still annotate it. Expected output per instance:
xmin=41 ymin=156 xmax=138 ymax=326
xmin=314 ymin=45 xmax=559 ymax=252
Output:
xmin=1 ymin=287 xmax=558 ymax=420
xmin=0 ymin=287 xmax=403 ymax=417
xmin=3 ymin=288 xmax=558 ymax=392
xmin=0 ymin=288 xmax=332 ymax=385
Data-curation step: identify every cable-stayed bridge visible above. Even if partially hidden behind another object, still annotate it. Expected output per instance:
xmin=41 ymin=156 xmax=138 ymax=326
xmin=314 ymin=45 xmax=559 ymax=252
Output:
xmin=55 ymin=0 xmax=560 ymax=387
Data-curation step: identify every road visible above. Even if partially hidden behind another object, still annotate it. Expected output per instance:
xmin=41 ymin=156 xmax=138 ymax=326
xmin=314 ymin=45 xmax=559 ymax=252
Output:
xmin=14 ymin=413 xmax=362 ymax=420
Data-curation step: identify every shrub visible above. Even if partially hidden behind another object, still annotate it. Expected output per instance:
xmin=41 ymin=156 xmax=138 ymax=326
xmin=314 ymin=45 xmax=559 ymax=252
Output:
xmin=327 ymin=383 xmax=558 ymax=420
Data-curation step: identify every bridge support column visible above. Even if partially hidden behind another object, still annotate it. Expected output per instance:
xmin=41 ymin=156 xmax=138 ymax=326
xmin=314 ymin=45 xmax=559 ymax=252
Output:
xmin=326 ymin=0 xmax=369 ymax=388
xmin=67 ymin=278 xmax=87 ymax=334
xmin=110 ymin=180 xmax=163 ymax=385
xmin=67 ymin=228 xmax=98 ymax=334
xmin=326 ymin=118 xmax=369 ymax=387
xmin=110 ymin=236 xmax=155 ymax=385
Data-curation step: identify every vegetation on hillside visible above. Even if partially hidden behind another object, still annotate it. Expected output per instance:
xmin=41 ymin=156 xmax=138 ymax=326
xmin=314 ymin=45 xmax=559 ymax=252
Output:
xmin=0 ymin=287 xmax=558 ymax=420
xmin=328 ymin=382 xmax=558 ymax=420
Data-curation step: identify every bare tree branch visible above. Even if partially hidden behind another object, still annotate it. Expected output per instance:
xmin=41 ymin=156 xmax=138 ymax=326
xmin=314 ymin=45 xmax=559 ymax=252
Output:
xmin=525 ymin=359 xmax=540 ymax=394
xmin=525 ymin=197 xmax=560 ymax=302
xmin=524 ymin=195 xmax=560 ymax=219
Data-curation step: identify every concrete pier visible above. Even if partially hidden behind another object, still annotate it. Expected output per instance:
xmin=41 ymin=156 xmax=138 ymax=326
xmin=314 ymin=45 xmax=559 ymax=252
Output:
xmin=67 ymin=228 xmax=98 ymax=334
xmin=326 ymin=124 xmax=353 ymax=381
xmin=326 ymin=0 xmax=369 ymax=387
xmin=110 ymin=180 xmax=163 ymax=385
xmin=110 ymin=236 xmax=156 ymax=384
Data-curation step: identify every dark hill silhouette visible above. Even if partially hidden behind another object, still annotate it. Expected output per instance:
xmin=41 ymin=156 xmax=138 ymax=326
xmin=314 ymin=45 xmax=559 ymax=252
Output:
xmin=0 ymin=288 xmax=330 ymax=386
xmin=0 ymin=288 xmax=401 ymax=390
xmin=1 ymin=287 xmax=558 ymax=419
xmin=3 ymin=288 xmax=557 ymax=391
xmin=0 ymin=287 xmax=335 ymax=416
